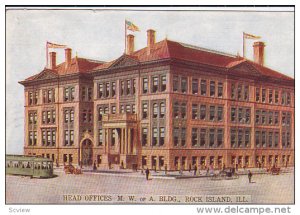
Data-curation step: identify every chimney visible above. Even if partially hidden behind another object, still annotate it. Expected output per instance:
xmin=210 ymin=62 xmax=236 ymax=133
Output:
xmin=49 ymin=52 xmax=56 ymax=69
xmin=65 ymin=48 xmax=72 ymax=66
xmin=126 ymin=34 xmax=135 ymax=55
xmin=147 ymin=29 xmax=156 ymax=54
xmin=253 ymin=41 xmax=265 ymax=66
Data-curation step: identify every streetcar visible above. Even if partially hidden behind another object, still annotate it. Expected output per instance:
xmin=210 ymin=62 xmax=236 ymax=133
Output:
xmin=6 ymin=154 xmax=54 ymax=178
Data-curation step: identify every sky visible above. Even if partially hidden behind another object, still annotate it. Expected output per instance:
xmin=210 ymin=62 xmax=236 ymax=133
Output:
xmin=6 ymin=7 xmax=294 ymax=154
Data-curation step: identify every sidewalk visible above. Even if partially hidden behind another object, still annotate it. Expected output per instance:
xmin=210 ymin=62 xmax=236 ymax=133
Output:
xmin=53 ymin=166 xmax=294 ymax=180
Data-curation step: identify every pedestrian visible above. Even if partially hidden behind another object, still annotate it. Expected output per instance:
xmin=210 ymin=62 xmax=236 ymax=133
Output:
xmin=194 ymin=165 xmax=197 ymax=176
xmin=164 ymin=165 xmax=167 ymax=175
xmin=93 ymin=160 xmax=97 ymax=171
xmin=248 ymin=170 xmax=253 ymax=183
xmin=145 ymin=168 xmax=150 ymax=180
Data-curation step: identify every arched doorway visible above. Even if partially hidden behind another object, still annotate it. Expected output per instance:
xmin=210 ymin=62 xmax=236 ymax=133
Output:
xmin=81 ymin=139 xmax=93 ymax=166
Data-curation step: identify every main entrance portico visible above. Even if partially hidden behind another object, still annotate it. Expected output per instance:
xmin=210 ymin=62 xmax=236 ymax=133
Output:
xmin=100 ymin=113 xmax=138 ymax=169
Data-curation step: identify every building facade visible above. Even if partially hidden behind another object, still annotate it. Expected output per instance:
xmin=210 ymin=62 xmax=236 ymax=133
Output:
xmin=20 ymin=29 xmax=294 ymax=170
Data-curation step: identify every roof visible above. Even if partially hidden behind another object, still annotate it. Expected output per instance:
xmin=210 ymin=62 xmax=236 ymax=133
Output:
xmin=22 ymin=39 xmax=293 ymax=83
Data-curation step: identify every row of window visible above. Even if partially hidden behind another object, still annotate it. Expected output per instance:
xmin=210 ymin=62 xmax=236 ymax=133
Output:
xmin=191 ymin=128 xmax=223 ymax=148
xmin=142 ymin=101 xmax=165 ymax=119
xmin=41 ymin=129 xmax=56 ymax=146
xmin=230 ymin=128 xmax=251 ymax=148
xmin=231 ymin=83 xmax=249 ymax=101
xmin=28 ymin=112 xmax=38 ymax=125
xmin=142 ymin=75 xmax=167 ymax=94
xmin=173 ymin=102 xmax=187 ymax=119
xmin=173 ymin=76 xmax=223 ymax=98
xmin=255 ymin=130 xmax=280 ymax=148
xmin=98 ymin=82 xmax=117 ymax=98
xmin=120 ymin=79 xmax=136 ymax=96
xmin=192 ymin=104 xmax=223 ymax=121
xmin=81 ymin=87 xmax=93 ymax=101
xmin=256 ymin=87 xmax=291 ymax=106
xmin=230 ymin=107 xmax=251 ymax=124
xmin=42 ymin=110 xmax=56 ymax=124
xmin=142 ymin=127 xmax=165 ymax=147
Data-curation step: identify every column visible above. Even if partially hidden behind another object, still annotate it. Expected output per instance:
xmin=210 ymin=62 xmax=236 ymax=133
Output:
xmin=120 ymin=128 xmax=124 ymax=154
xmin=128 ymin=128 xmax=132 ymax=154
xmin=125 ymin=128 xmax=128 ymax=154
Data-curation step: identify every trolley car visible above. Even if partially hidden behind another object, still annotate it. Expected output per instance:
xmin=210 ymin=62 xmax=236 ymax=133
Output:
xmin=6 ymin=155 xmax=54 ymax=178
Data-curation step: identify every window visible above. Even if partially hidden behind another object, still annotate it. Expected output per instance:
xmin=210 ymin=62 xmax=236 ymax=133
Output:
xmin=231 ymin=107 xmax=236 ymax=122
xmin=181 ymin=128 xmax=186 ymax=146
xmin=173 ymin=76 xmax=179 ymax=92
xmin=200 ymin=129 xmax=206 ymax=147
xmin=105 ymin=83 xmax=110 ymax=97
xmin=231 ymin=84 xmax=236 ymax=99
xmin=262 ymin=131 xmax=266 ymax=147
xmin=64 ymin=86 xmax=75 ymax=101
xmin=161 ymin=75 xmax=167 ymax=92
xmin=262 ymin=89 xmax=266 ymax=103
xmin=218 ymin=82 xmax=223 ymax=97
xmin=152 ymin=76 xmax=159 ymax=93
xmin=181 ymin=103 xmax=187 ymax=119
xmin=111 ymin=129 xmax=116 ymax=146
xmin=153 ymin=103 xmax=158 ymax=118
xmin=200 ymin=80 xmax=207 ymax=96
xmin=217 ymin=129 xmax=223 ymax=147
xmin=81 ymin=87 xmax=86 ymax=101
xmin=209 ymin=106 xmax=215 ymax=121
xmin=120 ymin=81 xmax=125 ymax=96
xmin=173 ymin=102 xmax=179 ymax=118
xmin=268 ymin=111 xmax=273 ymax=125
xmin=133 ymin=79 xmax=136 ymax=95
xmin=142 ymin=78 xmax=148 ymax=94
xmin=159 ymin=127 xmax=165 ymax=146
xmin=275 ymin=90 xmax=279 ymax=104
xmin=142 ymin=128 xmax=148 ymax=146
xmin=256 ymin=88 xmax=260 ymax=102
xmin=269 ymin=89 xmax=273 ymax=103
xmin=281 ymin=91 xmax=286 ymax=105
xmin=217 ymin=106 xmax=223 ymax=121
xmin=152 ymin=128 xmax=158 ymax=146
xmin=238 ymin=108 xmax=243 ymax=123
xmin=237 ymin=84 xmax=242 ymax=100
xmin=268 ymin=132 xmax=273 ymax=147
xmin=274 ymin=112 xmax=279 ymax=125
xmin=255 ymin=131 xmax=260 ymax=147
xmin=142 ymin=102 xmax=148 ymax=119
xmin=261 ymin=111 xmax=266 ymax=124
xmin=245 ymin=109 xmax=251 ymax=124
xmin=120 ymin=105 xmax=125 ymax=113
xmin=244 ymin=85 xmax=249 ymax=101
xmin=238 ymin=129 xmax=243 ymax=147
xmin=209 ymin=129 xmax=215 ymax=147
xmin=255 ymin=110 xmax=260 ymax=124
xmin=98 ymin=83 xmax=103 ymax=98
xmin=231 ymin=129 xmax=236 ymax=148
xmin=200 ymin=105 xmax=206 ymax=120
xmin=192 ymin=128 xmax=198 ymax=146
xmin=192 ymin=104 xmax=198 ymax=119
xmin=64 ymin=109 xmax=74 ymax=124
xmin=43 ymin=89 xmax=55 ymax=103
xmin=111 ymin=105 xmax=116 ymax=114
xmin=245 ymin=129 xmax=250 ymax=147
xmin=126 ymin=80 xmax=131 ymax=95
xmin=132 ymin=104 xmax=136 ymax=114
xmin=98 ymin=129 xmax=103 ymax=146
xmin=126 ymin=105 xmax=131 ymax=113
xmin=210 ymin=81 xmax=215 ymax=97
xmin=287 ymin=92 xmax=291 ymax=106
xmin=173 ymin=127 xmax=179 ymax=146
xmin=274 ymin=132 xmax=279 ymax=147
xmin=160 ymin=102 xmax=165 ymax=118
xmin=192 ymin=79 xmax=198 ymax=94
xmin=181 ymin=77 xmax=187 ymax=93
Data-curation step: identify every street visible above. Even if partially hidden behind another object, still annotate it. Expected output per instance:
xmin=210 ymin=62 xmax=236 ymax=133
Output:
xmin=6 ymin=170 xmax=294 ymax=204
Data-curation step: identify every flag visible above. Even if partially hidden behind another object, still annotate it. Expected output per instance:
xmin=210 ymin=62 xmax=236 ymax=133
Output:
xmin=243 ymin=32 xmax=261 ymax=40
xmin=47 ymin=41 xmax=67 ymax=48
xmin=125 ymin=20 xmax=140 ymax=32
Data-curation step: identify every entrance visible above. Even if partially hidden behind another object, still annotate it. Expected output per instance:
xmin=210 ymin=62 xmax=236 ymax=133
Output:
xmin=81 ymin=139 xmax=93 ymax=166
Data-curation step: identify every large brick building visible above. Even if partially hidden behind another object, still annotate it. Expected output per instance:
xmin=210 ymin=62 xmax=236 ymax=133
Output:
xmin=19 ymin=29 xmax=294 ymax=170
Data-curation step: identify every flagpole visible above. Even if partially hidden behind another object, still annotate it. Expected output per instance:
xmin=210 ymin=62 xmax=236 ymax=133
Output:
xmin=125 ymin=20 xmax=127 ymax=54
xmin=46 ymin=41 xmax=48 ymax=68
xmin=243 ymin=32 xmax=245 ymax=58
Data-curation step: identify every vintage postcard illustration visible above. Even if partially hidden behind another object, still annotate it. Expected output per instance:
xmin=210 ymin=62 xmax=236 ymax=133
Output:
xmin=5 ymin=6 xmax=294 ymax=205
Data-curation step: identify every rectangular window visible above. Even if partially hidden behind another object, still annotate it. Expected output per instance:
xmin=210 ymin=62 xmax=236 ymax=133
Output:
xmin=275 ymin=90 xmax=279 ymax=104
xmin=261 ymin=111 xmax=266 ymax=124
xmin=152 ymin=128 xmax=158 ymax=146
xmin=120 ymin=81 xmax=125 ymax=96
xmin=142 ymin=102 xmax=148 ymax=119
xmin=111 ymin=82 xmax=116 ymax=97
xmin=200 ymin=105 xmax=206 ymax=120
xmin=142 ymin=78 xmax=148 ymax=94
xmin=161 ymin=75 xmax=167 ymax=92
xmin=200 ymin=129 xmax=206 ymax=147
xmin=269 ymin=89 xmax=273 ymax=103
xmin=210 ymin=81 xmax=215 ymax=97
xmin=262 ymin=89 xmax=266 ymax=103
xmin=245 ymin=108 xmax=251 ymax=124
xmin=217 ymin=106 xmax=223 ymax=121
xmin=237 ymin=84 xmax=242 ymax=100
xmin=126 ymin=80 xmax=131 ymax=95
xmin=173 ymin=76 xmax=179 ymax=92
xmin=192 ymin=128 xmax=198 ymax=146
xmin=231 ymin=84 xmax=236 ymax=99
xmin=152 ymin=76 xmax=159 ymax=93
xmin=256 ymin=88 xmax=260 ymax=102
xmin=64 ymin=130 xmax=69 ymax=146
xmin=42 ymin=130 xmax=46 ymax=146
xmin=245 ymin=129 xmax=250 ymax=147
xmin=160 ymin=102 xmax=165 ymax=118
xmin=200 ymin=80 xmax=207 ymax=96
xmin=105 ymin=83 xmax=110 ymax=97
xmin=209 ymin=106 xmax=215 ymax=121
xmin=238 ymin=129 xmax=243 ymax=147
xmin=126 ymin=104 xmax=131 ymax=113
xmin=173 ymin=127 xmax=179 ymax=146
xmin=159 ymin=127 xmax=165 ymax=146
xmin=255 ymin=131 xmax=260 ymax=147
xmin=142 ymin=128 xmax=148 ymax=146
xmin=181 ymin=128 xmax=186 ymax=146
xmin=274 ymin=132 xmax=279 ymax=147
xmin=287 ymin=92 xmax=291 ymax=106
xmin=281 ymin=91 xmax=286 ymax=105
xmin=238 ymin=108 xmax=243 ymax=123
xmin=244 ymin=85 xmax=249 ymax=101
xmin=153 ymin=103 xmax=158 ymax=118
xmin=231 ymin=107 xmax=236 ymax=122
xmin=231 ymin=129 xmax=236 ymax=148
xmin=111 ymin=105 xmax=116 ymax=114
xmin=255 ymin=110 xmax=260 ymax=124
xmin=218 ymin=82 xmax=223 ymax=98
xmin=98 ymin=83 xmax=103 ymax=98
xmin=209 ymin=129 xmax=215 ymax=147
xmin=181 ymin=103 xmax=187 ymax=119
xmin=274 ymin=112 xmax=279 ymax=125
xmin=262 ymin=131 xmax=266 ymax=147
xmin=132 ymin=79 xmax=136 ymax=95
xmin=282 ymin=131 xmax=286 ymax=147
xmin=268 ymin=132 xmax=273 ymax=147
xmin=192 ymin=104 xmax=198 ymax=119
xmin=217 ymin=129 xmax=223 ymax=147
xmin=98 ymin=129 xmax=103 ymax=146
xmin=181 ymin=77 xmax=187 ymax=93
xmin=268 ymin=111 xmax=273 ymax=125
xmin=70 ymin=130 xmax=74 ymax=145
xmin=192 ymin=79 xmax=198 ymax=94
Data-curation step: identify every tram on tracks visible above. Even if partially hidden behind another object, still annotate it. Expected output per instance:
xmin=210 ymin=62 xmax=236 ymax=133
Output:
xmin=6 ymin=154 xmax=54 ymax=178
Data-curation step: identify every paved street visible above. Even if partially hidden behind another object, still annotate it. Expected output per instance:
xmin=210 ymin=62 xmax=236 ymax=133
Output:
xmin=6 ymin=169 xmax=294 ymax=204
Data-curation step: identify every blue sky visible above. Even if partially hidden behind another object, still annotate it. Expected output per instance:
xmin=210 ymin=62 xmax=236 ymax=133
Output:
xmin=6 ymin=8 xmax=294 ymax=154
